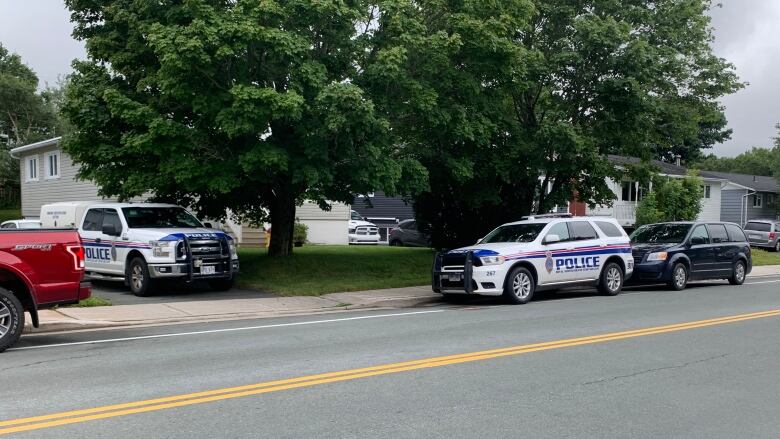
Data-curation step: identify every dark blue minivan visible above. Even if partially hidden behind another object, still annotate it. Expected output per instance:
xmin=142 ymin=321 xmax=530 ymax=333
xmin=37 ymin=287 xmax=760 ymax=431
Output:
xmin=630 ymin=222 xmax=752 ymax=290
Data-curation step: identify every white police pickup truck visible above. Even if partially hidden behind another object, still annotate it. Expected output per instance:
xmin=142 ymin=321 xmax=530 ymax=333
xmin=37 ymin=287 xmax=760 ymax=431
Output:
xmin=41 ymin=202 xmax=239 ymax=296
xmin=432 ymin=215 xmax=633 ymax=304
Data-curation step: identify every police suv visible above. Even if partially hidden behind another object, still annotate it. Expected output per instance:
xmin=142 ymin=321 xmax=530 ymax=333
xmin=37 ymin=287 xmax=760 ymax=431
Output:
xmin=41 ymin=202 xmax=239 ymax=296
xmin=432 ymin=215 xmax=633 ymax=304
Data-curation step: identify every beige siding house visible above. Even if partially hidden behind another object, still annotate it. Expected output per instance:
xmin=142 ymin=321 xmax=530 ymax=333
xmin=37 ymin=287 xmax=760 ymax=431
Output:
xmin=10 ymin=137 xmax=349 ymax=246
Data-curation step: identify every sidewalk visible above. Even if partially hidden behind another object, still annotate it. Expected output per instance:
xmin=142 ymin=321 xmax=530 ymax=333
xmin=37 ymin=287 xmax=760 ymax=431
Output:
xmin=25 ymin=286 xmax=440 ymax=334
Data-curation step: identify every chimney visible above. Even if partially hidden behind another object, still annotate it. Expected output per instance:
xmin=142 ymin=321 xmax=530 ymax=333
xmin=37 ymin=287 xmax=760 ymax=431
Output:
xmin=675 ymin=154 xmax=681 ymax=167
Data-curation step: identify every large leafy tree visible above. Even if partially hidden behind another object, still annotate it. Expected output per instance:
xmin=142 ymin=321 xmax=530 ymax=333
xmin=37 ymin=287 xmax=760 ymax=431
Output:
xmin=364 ymin=0 xmax=741 ymax=248
xmin=63 ymin=0 xmax=425 ymax=256
xmin=0 ymin=43 xmax=63 ymax=191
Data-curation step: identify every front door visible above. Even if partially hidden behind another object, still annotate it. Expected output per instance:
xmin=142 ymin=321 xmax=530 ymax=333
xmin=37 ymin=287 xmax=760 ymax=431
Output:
xmin=81 ymin=208 xmax=113 ymax=272
xmin=99 ymin=208 xmax=126 ymax=275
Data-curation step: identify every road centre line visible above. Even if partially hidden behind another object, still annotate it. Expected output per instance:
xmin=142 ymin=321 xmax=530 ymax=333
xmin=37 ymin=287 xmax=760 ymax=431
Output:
xmin=4 ymin=307 xmax=780 ymax=435
xmin=9 ymin=310 xmax=445 ymax=351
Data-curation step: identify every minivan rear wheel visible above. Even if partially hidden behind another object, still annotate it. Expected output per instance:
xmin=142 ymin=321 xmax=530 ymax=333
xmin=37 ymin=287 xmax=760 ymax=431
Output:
xmin=729 ymin=260 xmax=746 ymax=286
xmin=774 ymin=241 xmax=780 ymax=253
xmin=598 ymin=262 xmax=624 ymax=296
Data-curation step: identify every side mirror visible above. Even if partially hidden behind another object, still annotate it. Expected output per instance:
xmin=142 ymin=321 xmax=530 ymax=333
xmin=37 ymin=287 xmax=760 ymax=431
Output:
xmin=690 ymin=236 xmax=706 ymax=246
xmin=102 ymin=223 xmax=121 ymax=237
xmin=544 ymin=234 xmax=561 ymax=244
xmin=204 ymin=222 xmax=213 ymax=229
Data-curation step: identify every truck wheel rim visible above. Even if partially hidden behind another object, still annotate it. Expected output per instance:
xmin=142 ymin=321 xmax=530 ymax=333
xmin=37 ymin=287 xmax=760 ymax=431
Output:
xmin=736 ymin=263 xmax=745 ymax=282
xmin=607 ymin=267 xmax=621 ymax=292
xmin=0 ymin=302 xmax=10 ymax=338
xmin=131 ymin=265 xmax=144 ymax=290
xmin=675 ymin=266 xmax=686 ymax=288
xmin=512 ymin=273 xmax=532 ymax=299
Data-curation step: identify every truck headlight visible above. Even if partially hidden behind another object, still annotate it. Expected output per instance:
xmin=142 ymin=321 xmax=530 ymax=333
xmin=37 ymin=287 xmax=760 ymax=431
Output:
xmin=348 ymin=227 xmax=356 ymax=234
xmin=150 ymin=240 xmax=173 ymax=258
xmin=228 ymin=240 xmax=238 ymax=258
xmin=647 ymin=252 xmax=668 ymax=261
xmin=480 ymin=255 xmax=506 ymax=266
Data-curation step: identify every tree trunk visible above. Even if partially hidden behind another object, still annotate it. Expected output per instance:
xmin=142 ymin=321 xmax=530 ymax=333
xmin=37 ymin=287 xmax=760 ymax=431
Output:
xmin=268 ymin=188 xmax=297 ymax=257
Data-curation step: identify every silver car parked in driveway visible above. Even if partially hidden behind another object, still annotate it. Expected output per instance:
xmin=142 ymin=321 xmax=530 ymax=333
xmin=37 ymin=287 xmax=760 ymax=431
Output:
xmin=744 ymin=220 xmax=780 ymax=252
xmin=388 ymin=220 xmax=430 ymax=247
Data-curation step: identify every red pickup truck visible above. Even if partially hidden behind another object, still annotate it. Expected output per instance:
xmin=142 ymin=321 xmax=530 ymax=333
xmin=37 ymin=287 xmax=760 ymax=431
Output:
xmin=0 ymin=229 xmax=90 ymax=352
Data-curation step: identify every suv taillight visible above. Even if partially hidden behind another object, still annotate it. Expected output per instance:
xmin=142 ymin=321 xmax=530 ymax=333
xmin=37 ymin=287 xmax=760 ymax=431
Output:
xmin=67 ymin=245 xmax=86 ymax=270
xmin=770 ymin=232 xmax=777 ymax=241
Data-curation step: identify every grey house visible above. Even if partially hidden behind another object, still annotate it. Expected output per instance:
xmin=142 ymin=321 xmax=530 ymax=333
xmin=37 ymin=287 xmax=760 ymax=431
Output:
xmin=701 ymin=171 xmax=779 ymax=225
xmin=9 ymin=137 xmax=348 ymax=246
xmin=9 ymin=137 xmax=121 ymax=218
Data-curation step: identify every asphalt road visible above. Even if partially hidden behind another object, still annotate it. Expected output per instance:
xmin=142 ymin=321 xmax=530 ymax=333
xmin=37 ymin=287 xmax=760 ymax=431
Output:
xmin=4 ymin=276 xmax=780 ymax=438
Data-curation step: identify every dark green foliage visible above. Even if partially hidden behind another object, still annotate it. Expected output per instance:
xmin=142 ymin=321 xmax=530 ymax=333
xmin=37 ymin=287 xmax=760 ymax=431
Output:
xmin=363 ymin=0 xmax=741 ymax=248
xmin=62 ymin=0 xmax=425 ymax=256
xmin=635 ymin=172 xmax=704 ymax=226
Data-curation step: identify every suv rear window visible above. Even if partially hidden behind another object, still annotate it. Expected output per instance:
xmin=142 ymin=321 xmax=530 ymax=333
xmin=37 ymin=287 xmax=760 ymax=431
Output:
xmin=726 ymin=224 xmax=748 ymax=242
xmin=594 ymin=221 xmax=624 ymax=238
xmin=745 ymin=222 xmax=772 ymax=232
xmin=569 ymin=221 xmax=598 ymax=240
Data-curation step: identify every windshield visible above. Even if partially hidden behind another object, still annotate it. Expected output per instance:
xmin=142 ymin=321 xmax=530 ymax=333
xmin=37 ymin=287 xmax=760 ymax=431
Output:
xmin=481 ymin=223 xmax=546 ymax=243
xmin=122 ymin=207 xmax=203 ymax=228
xmin=631 ymin=224 xmax=692 ymax=244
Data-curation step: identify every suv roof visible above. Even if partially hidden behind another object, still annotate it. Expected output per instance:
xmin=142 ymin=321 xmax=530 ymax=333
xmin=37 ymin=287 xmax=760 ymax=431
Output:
xmin=505 ymin=216 xmax=622 ymax=226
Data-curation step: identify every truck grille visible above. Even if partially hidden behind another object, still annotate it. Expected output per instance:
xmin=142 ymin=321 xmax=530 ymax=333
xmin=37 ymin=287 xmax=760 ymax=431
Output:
xmin=355 ymin=226 xmax=378 ymax=235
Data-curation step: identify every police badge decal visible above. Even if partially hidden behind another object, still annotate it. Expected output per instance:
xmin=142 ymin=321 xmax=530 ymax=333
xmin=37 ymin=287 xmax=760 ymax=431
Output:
xmin=545 ymin=251 xmax=554 ymax=273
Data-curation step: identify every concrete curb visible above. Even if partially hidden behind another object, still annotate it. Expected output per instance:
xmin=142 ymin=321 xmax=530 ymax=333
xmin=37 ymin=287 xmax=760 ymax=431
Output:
xmin=23 ymin=293 xmax=443 ymax=334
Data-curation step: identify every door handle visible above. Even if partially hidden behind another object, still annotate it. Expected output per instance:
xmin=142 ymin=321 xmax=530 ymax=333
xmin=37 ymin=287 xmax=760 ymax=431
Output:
xmin=95 ymin=238 xmax=102 ymax=243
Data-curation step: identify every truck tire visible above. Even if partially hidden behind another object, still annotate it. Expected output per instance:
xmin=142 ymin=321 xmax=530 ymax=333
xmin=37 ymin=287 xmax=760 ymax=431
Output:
xmin=208 ymin=277 xmax=234 ymax=292
xmin=729 ymin=260 xmax=747 ymax=286
xmin=598 ymin=262 xmax=624 ymax=296
xmin=0 ymin=288 xmax=24 ymax=353
xmin=503 ymin=266 xmax=535 ymax=305
xmin=128 ymin=257 xmax=155 ymax=297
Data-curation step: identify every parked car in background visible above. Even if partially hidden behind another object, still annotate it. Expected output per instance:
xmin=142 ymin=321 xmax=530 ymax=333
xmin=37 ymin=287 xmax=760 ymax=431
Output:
xmin=348 ymin=210 xmax=380 ymax=245
xmin=389 ymin=219 xmax=430 ymax=247
xmin=0 ymin=228 xmax=90 ymax=352
xmin=743 ymin=220 xmax=780 ymax=252
xmin=630 ymin=222 xmax=751 ymax=290
xmin=1 ymin=219 xmax=42 ymax=229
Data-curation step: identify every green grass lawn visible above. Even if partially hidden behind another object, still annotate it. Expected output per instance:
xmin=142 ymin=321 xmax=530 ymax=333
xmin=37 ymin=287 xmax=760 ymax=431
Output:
xmin=751 ymin=249 xmax=780 ymax=266
xmin=0 ymin=208 xmax=21 ymax=223
xmin=236 ymin=245 xmax=435 ymax=296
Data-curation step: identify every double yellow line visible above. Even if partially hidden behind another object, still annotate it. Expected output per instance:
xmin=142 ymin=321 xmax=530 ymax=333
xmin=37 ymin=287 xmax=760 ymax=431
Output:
xmin=4 ymin=307 xmax=780 ymax=435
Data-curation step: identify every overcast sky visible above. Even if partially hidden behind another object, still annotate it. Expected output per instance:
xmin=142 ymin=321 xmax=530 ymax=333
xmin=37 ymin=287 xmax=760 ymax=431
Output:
xmin=1 ymin=0 xmax=778 ymax=157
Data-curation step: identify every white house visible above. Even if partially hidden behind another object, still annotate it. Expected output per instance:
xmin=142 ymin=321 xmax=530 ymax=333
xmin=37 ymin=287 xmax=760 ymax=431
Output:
xmin=9 ymin=137 xmax=349 ymax=246
xmin=585 ymin=155 xmax=726 ymax=227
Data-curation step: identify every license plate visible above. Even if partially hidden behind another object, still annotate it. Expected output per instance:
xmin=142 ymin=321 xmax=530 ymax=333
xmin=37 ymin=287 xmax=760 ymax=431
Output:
xmin=447 ymin=274 xmax=462 ymax=282
xmin=201 ymin=266 xmax=216 ymax=275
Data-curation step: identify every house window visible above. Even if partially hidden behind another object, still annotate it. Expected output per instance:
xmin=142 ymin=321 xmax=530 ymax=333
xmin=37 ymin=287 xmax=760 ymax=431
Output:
xmin=44 ymin=151 xmax=60 ymax=179
xmin=621 ymin=181 xmax=644 ymax=202
xmin=702 ymin=185 xmax=711 ymax=199
xmin=26 ymin=156 xmax=39 ymax=182
xmin=753 ymin=194 xmax=763 ymax=208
